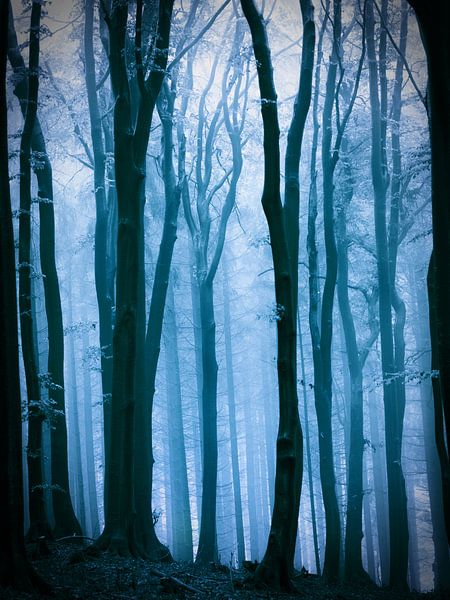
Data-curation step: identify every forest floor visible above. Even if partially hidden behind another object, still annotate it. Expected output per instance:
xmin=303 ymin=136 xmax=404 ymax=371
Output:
xmin=0 ymin=540 xmax=447 ymax=600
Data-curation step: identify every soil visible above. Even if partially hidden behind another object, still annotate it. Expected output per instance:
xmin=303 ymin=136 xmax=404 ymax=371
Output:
xmin=0 ymin=540 xmax=447 ymax=600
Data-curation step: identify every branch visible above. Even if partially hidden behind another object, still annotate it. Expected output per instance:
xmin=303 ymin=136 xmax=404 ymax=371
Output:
xmin=332 ymin=13 xmax=366 ymax=167
xmin=372 ymin=0 xmax=426 ymax=107
xmin=45 ymin=62 xmax=94 ymax=167
xmin=168 ymin=0 xmax=232 ymax=72
xmin=135 ymin=0 xmax=147 ymax=98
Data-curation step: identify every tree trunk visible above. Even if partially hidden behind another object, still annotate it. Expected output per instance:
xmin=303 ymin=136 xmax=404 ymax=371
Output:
xmin=164 ymin=277 xmax=193 ymax=562
xmin=298 ymin=312 xmax=321 ymax=575
xmin=337 ymin=206 xmax=367 ymax=581
xmin=95 ymin=0 xmax=174 ymax=556
xmin=8 ymin=0 xmax=81 ymax=539
xmin=0 ymin=2 xmax=48 ymax=591
xmin=195 ymin=279 xmax=219 ymax=563
xmin=16 ymin=0 xmax=50 ymax=542
xmin=84 ymin=0 xmax=113 ymax=503
xmin=241 ymin=0 xmax=302 ymax=588
xmin=366 ymin=2 xmax=409 ymax=587
xmin=407 ymin=0 xmax=450 ymax=546
xmin=410 ymin=262 xmax=450 ymax=589
xmin=222 ymin=255 xmax=246 ymax=566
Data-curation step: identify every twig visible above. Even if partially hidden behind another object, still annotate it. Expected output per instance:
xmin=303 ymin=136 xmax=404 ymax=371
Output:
xmin=149 ymin=568 xmax=202 ymax=594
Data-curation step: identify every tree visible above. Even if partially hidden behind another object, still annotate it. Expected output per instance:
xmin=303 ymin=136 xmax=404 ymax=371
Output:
xmin=181 ymin=19 xmax=247 ymax=563
xmin=94 ymin=0 xmax=175 ymax=556
xmin=407 ymin=0 xmax=450 ymax=547
xmin=84 ymin=0 xmax=114 ymax=502
xmin=240 ymin=0 xmax=314 ymax=588
xmin=307 ymin=0 xmax=364 ymax=581
xmin=8 ymin=0 xmax=82 ymax=539
xmin=0 ymin=1 xmax=48 ymax=591
xmin=366 ymin=0 xmax=409 ymax=587
xmin=336 ymin=141 xmax=379 ymax=581
xmin=16 ymin=0 xmax=51 ymax=542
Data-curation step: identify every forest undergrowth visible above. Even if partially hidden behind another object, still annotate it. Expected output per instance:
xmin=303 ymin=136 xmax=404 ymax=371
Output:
xmin=0 ymin=540 xmax=446 ymax=600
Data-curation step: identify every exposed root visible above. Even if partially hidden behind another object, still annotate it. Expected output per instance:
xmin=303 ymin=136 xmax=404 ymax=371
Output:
xmin=90 ymin=530 xmax=146 ymax=559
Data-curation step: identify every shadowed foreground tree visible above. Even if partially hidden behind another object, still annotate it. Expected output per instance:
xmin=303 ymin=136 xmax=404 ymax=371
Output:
xmin=240 ymin=0 xmax=314 ymax=588
xmin=0 ymin=1 xmax=48 ymax=592
xmin=407 ymin=0 xmax=450 ymax=547
xmin=8 ymin=0 xmax=81 ymax=539
xmin=94 ymin=0 xmax=175 ymax=556
xmin=16 ymin=0 xmax=51 ymax=542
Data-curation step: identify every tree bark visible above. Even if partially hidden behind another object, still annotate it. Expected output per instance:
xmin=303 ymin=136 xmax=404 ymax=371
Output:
xmin=8 ymin=0 xmax=81 ymax=539
xmin=241 ymin=0 xmax=302 ymax=589
xmin=366 ymin=1 xmax=409 ymax=588
xmin=95 ymin=0 xmax=174 ymax=556
xmin=0 ymin=2 xmax=48 ymax=591
xmin=407 ymin=0 xmax=450 ymax=546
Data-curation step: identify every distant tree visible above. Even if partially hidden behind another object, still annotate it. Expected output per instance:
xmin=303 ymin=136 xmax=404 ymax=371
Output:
xmin=407 ymin=0 xmax=450 ymax=547
xmin=307 ymin=0 xmax=364 ymax=581
xmin=182 ymin=19 xmax=246 ymax=564
xmin=83 ymin=0 xmax=114 ymax=502
xmin=0 ymin=0 xmax=48 ymax=591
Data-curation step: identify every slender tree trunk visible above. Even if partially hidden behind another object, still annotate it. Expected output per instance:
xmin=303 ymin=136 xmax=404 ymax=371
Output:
xmin=241 ymin=0 xmax=302 ymax=588
xmin=314 ymin=0 xmax=343 ymax=579
xmin=66 ymin=272 xmax=87 ymax=533
xmin=164 ymin=277 xmax=193 ymax=562
xmin=366 ymin=2 xmax=409 ymax=587
xmin=81 ymin=311 xmax=100 ymax=537
xmin=222 ymin=255 xmax=246 ymax=566
xmin=337 ymin=209 xmax=367 ymax=581
xmin=368 ymin=386 xmax=389 ymax=585
xmin=195 ymin=279 xmax=219 ymax=563
xmin=362 ymin=461 xmax=376 ymax=582
xmin=298 ymin=311 xmax=321 ymax=575
xmin=16 ymin=0 xmax=50 ymax=542
xmin=84 ymin=0 xmax=113 ymax=502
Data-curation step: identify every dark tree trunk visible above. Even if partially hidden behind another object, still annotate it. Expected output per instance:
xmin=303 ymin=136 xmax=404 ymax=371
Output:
xmin=366 ymin=2 xmax=409 ymax=587
xmin=195 ymin=279 xmax=219 ymax=563
xmin=337 ymin=170 xmax=377 ymax=582
xmin=95 ymin=0 xmax=174 ymax=556
xmin=184 ymin=25 xmax=245 ymax=564
xmin=8 ymin=1 xmax=81 ymax=539
xmin=315 ymin=0 xmax=343 ymax=580
xmin=241 ymin=0 xmax=302 ymax=589
xmin=0 ymin=2 xmax=48 ymax=592
xmin=16 ymin=0 xmax=51 ymax=543
xmin=410 ymin=262 xmax=450 ymax=589
xmin=407 ymin=0 xmax=450 ymax=546
xmin=283 ymin=0 xmax=315 ymax=571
